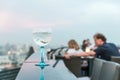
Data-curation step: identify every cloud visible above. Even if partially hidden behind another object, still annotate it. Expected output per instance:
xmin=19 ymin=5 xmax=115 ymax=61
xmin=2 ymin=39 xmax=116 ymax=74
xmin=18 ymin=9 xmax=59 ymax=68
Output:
xmin=0 ymin=10 xmax=71 ymax=33
xmin=85 ymin=2 xmax=120 ymax=16
xmin=0 ymin=0 xmax=120 ymax=46
xmin=70 ymin=1 xmax=120 ymax=25
xmin=0 ymin=11 xmax=9 ymax=25
xmin=0 ymin=1 xmax=120 ymax=32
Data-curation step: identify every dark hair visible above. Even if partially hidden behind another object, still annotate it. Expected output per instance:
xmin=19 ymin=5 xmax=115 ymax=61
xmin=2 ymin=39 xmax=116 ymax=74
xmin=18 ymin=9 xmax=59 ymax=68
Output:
xmin=81 ymin=40 xmax=87 ymax=51
xmin=93 ymin=33 xmax=107 ymax=42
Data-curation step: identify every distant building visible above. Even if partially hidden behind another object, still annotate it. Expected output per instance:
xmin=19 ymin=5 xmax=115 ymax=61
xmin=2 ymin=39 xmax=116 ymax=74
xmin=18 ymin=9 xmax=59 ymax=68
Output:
xmin=0 ymin=55 xmax=11 ymax=64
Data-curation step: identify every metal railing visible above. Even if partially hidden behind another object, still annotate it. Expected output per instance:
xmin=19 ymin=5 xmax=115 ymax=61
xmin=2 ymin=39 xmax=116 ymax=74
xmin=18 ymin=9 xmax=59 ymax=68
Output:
xmin=0 ymin=67 xmax=20 ymax=80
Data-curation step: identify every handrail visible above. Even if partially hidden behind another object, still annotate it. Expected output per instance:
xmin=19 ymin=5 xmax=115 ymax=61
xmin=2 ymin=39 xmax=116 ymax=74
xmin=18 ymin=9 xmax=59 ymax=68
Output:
xmin=0 ymin=67 xmax=21 ymax=80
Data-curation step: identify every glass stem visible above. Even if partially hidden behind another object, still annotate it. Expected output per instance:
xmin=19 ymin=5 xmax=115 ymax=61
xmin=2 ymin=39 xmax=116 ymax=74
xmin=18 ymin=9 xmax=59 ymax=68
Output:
xmin=40 ymin=69 xmax=44 ymax=80
xmin=40 ymin=46 xmax=45 ymax=80
xmin=40 ymin=46 xmax=45 ymax=63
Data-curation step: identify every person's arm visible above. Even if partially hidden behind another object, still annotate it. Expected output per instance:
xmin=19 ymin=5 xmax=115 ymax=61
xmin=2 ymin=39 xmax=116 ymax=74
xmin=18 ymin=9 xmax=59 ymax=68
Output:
xmin=65 ymin=51 xmax=96 ymax=57
xmin=73 ymin=52 xmax=89 ymax=57
xmin=64 ymin=52 xmax=88 ymax=59
xmin=64 ymin=52 xmax=71 ymax=59
xmin=73 ymin=51 xmax=95 ymax=57
xmin=88 ymin=50 xmax=96 ymax=56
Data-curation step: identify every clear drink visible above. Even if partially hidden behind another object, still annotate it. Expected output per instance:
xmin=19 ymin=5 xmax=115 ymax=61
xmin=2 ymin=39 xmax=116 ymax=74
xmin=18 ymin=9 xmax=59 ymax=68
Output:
xmin=32 ymin=28 xmax=52 ymax=80
xmin=32 ymin=29 xmax=52 ymax=46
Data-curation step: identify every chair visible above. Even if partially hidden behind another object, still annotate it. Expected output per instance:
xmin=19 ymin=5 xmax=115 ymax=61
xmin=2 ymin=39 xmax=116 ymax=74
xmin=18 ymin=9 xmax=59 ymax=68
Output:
xmin=111 ymin=56 xmax=120 ymax=64
xmin=110 ymin=56 xmax=120 ymax=80
xmin=98 ymin=61 xmax=119 ymax=80
xmin=78 ymin=58 xmax=105 ymax=80
xmin=90 ymin=58 xmax=106 ymax=80
xmin=118 ymin=65 xmax=120 ymax=80
xmin=63 ymin=57 xmax=81 ymax=77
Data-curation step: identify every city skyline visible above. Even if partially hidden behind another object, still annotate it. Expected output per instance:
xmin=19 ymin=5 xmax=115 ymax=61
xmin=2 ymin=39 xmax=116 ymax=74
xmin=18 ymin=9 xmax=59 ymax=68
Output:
xmin=0 ymin=0 xmax=120 ymax=47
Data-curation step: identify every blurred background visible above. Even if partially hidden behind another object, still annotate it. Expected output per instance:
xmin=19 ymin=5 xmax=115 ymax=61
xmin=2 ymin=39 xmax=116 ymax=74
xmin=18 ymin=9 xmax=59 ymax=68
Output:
xmin=0 ymin=0 xmax=120 ymax=75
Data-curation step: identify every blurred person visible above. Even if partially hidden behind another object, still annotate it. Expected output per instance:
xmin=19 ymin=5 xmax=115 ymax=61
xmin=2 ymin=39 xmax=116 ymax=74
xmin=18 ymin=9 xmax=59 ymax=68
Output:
xmin=81 ymin=39 xmax=91 ymax=52
xmin=81 ymin=40 xmax=87 ymax=51
xmin=65 ymin=39 xmax=89 ymax=76
xmin=65 ymin=39 xmax=83 ymax=56
xmin=85 ymin=39 xmax=91 ymax=48
xmin=65 ymin=33 xmax=120 ymax=61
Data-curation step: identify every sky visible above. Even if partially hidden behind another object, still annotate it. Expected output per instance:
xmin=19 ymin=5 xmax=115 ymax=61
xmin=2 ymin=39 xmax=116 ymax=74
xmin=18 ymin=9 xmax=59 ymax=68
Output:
xmin=0 ymin=0 xmax=120 ymax=47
